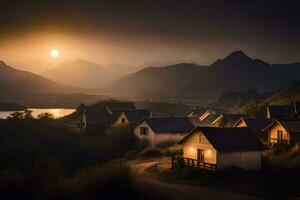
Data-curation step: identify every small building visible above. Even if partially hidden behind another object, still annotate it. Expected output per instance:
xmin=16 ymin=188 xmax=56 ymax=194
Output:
xmin=112 ymin=110 xmax=152 ymax=127
xmin=105 ymin=102 xmax=136 ymax=115
xmin=211 ymin=114 xmax=247 ymax=127
xmin=262 ymin=120 xmax=300 ymax=145
xmin=133 ymin=117 xmax=195 ymax=146
xmin=266 ymin=100 xmax=300 ymax=119
xmin=178 ymin=127 xmax=265 ymax=170
xmin=234 ymin=117 xmax=273 ymax=139
xmin=189 ymin=108 xmax=222 ymax=127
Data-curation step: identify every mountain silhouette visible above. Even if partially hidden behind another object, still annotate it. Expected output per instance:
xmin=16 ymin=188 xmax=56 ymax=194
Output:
xmin=107 ymin=51 xmax=300 ymax=103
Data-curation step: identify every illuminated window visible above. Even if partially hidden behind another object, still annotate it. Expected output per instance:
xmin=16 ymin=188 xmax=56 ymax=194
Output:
xmin=140 ymin=127 xmax=148 ymax=135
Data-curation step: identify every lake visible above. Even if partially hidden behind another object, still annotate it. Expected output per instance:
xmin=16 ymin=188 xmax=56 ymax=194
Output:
xmin=0 ymin=108 xmax=75 ymax=119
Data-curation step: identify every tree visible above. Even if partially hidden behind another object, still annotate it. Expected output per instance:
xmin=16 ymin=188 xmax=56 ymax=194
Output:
xmin=37 ymin=113 xmax=54 ymax=120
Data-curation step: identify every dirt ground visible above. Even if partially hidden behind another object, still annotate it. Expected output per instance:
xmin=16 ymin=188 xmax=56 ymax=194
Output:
xmin=128 ymin=157 xmax=259 ymax=200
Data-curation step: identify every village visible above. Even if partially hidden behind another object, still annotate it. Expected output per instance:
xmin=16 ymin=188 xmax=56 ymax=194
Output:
xmin=73 ymin=100 xmax=300 ymax=172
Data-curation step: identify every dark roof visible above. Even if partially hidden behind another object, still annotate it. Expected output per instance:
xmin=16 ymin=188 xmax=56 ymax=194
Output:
xmin=279 ymin=120 xmax=300 ymax=133
xmin=236 ymin=117 xmax=273 ymax=130
xmin=106 ymin=102 xmax=136 ymax=111
xmin=212 ymin=114 xmax=248 ymax=127
xmin=145 ymin=117 xmax=195 ymax=133
xmin=179 ymin=127 xmax=265 ymax=152
xmin=268 ymin=105 xmax=295 ymax=118
xmin=123 ymin=110 xmax=151 ymax=124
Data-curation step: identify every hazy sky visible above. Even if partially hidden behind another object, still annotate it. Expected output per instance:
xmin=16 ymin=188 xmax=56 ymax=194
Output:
xmin=0 ymin=0 xmax=299 ymax=73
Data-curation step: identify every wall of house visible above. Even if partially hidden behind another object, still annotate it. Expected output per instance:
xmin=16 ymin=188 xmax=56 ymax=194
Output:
xmin=234 ymin=120 xmax=246 ymax=127
xmin=134 ymin=121 xmax=156 ymax=145
xmin=182 ymin=131 xmax=217 ymax=164
xmin=268 ymin=123 xmax=290 ymax=143
xmin=217 ymin=151 xmax=262 ymax=170
xmin=133 ymin=121 xmax=187 ymax=146
xmin=112 ymin=112 xmax=129 ymax=127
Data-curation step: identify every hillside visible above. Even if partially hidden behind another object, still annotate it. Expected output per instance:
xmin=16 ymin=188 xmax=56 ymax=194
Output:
xmin=263 ymin=81 xmax=300 ymax=105
xmin=0 ymin=60 xmax=107 ymax=107
xmin=107 ymin=51 xmax=298 ymax=103
xmin=0 ymin=60 xmax=76 ymax=95
xmin=44 ymin=59 xmax=137 ymax=88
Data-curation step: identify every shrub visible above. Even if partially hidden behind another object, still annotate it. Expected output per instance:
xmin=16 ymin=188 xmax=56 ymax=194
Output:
xmin=139 ymin=147 xmax=163 ymax=158
xmin=163 ymin=145 xmax=182 ymax=157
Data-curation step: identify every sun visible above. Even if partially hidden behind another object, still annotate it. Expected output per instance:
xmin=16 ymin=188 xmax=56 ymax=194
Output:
xmin=50 ymin=49 xmax=59 ymax=58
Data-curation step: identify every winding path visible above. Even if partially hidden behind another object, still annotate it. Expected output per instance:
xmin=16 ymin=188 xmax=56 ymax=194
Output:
xmin=129 ymin=159 xmax=259 ymax=200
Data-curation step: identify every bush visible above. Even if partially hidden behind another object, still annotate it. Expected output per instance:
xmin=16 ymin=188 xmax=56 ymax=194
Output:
xmin=62 ymin=162 xmax=135 ymax=199
xmin=163 ymin=145 xmax=182 ymax=157
xmin=139 ymin=147 xmax=163 ymax=158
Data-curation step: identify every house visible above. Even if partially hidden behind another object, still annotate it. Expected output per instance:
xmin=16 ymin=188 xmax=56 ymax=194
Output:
xmin=266 ymin=100 xmax=300 ymax=119
xmin=262 ymin=120 xmax=300 ymax=145
xmin=211 ymin=114 xmax=247 ymax=127
xmin=105 ymin=102 xmax=136 ymax=115
xmin=189 ymin=108 xmax=221 ymax=126
xmin=112 ymin=110 xmax=152 ymax=127
xmin=234 ymin=117 xmax=273 ymax=139
xmin=188 ymin=107 xmax=208 ymax=118
xmin=133 ymin=117 xmax=195 ymax=146
xmin=177 ymin=127 xmax=265 ymax=170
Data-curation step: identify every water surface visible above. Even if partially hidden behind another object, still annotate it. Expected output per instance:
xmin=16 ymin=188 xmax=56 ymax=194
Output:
xmin=0 ymin=108 xmax=75 ymax=119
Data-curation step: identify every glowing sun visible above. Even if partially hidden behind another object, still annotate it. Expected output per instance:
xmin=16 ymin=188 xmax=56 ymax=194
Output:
xmin=50 ymin=49 xmax=59 ymax=58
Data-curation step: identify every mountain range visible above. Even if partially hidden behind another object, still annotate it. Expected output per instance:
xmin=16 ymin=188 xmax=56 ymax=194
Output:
xmin=0 ymin=60 xmax=106 ymax=107
xmin=43 ymin=59 xmax=138 ymax=88
xmin=1 ymin=50 xmax=300 ymax=106
xmin=107 ymin=51 xmax=300 ymax=103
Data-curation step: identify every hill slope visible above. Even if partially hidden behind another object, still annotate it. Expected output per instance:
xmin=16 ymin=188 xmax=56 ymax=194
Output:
xmin=0 ymin=60 xmax=75 ymax=95
xmin=108 ymin=51 xmax=297 ymax=103
xmin=44 ymin=59 xmax=137 ymax=88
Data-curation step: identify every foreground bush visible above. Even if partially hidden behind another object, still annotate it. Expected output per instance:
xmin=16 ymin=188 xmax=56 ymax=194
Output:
xmin=139 ymin=147 xmax=163 ymax=158
xmin=163 ymin=145 xmax=183 ymax=157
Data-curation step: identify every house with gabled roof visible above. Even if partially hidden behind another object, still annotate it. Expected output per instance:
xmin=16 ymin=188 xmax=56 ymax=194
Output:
xmin=177 ymin=127 xmax=265 ymax=170
xmin=266 ymin=100 xmax=300 ymax=119
xmin=112 ymin=110 xmax=152 ymax=127
xmin=133 ymin=117 xmax=195 ymax=146
xmin=211 ymin=114 xmax=248 ymax=127
xmin=105 ymin=102 xmax=136 ymax=115
xmin=234 ymin=117 xmax=273 ymax=138
xmin=262 ymin=119 xmax=300 ymax=146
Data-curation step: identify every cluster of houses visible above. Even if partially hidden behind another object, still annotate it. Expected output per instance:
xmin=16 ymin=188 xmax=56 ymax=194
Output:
xmin=105 ymin=101 xmax=300 ymax=171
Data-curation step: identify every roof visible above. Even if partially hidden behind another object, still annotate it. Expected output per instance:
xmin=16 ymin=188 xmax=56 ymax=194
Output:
xmin=280 ymin=121 xmax=300 ymax=133
xmin=268 ymin=105 xmax=295 ymax=119
xmin=144 ymin=117 xmax=195 ymax=133
xmin=211 ymin=114 xmax=248 ymax=127
xmin=178 ymin=127 xmax=265 ymax=152
xmin=263 ymin=120 xmax=300 ymax=133
xmin=234 ymin=117 xmax=273 ymax=130
xmin=106 ymin=102 xmax=136 ymax=111
xmin=123 ymin=110 xmax=151 ymax=124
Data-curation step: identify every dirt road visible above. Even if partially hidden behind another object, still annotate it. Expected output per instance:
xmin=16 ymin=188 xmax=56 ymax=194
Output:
xmin=129 ymin=159 xmax=259 ymax=200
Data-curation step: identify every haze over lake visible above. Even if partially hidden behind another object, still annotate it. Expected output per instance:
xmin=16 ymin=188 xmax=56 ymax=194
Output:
xmin=0 ymin=108 xmax=75 ymax=119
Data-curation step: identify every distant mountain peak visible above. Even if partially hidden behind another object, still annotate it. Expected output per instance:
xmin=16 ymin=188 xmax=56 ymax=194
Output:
xmin=212 ymin=50 xmax=253 ymax=67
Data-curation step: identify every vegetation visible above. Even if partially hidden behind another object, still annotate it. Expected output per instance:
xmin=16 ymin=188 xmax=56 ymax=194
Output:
xmin=0 ymin=106 xmax=160 ymax=199
xmin=139 ymin=147 xmax=163 ymax=158
xmin=240 ymin=99 xmax=267 ymax=117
